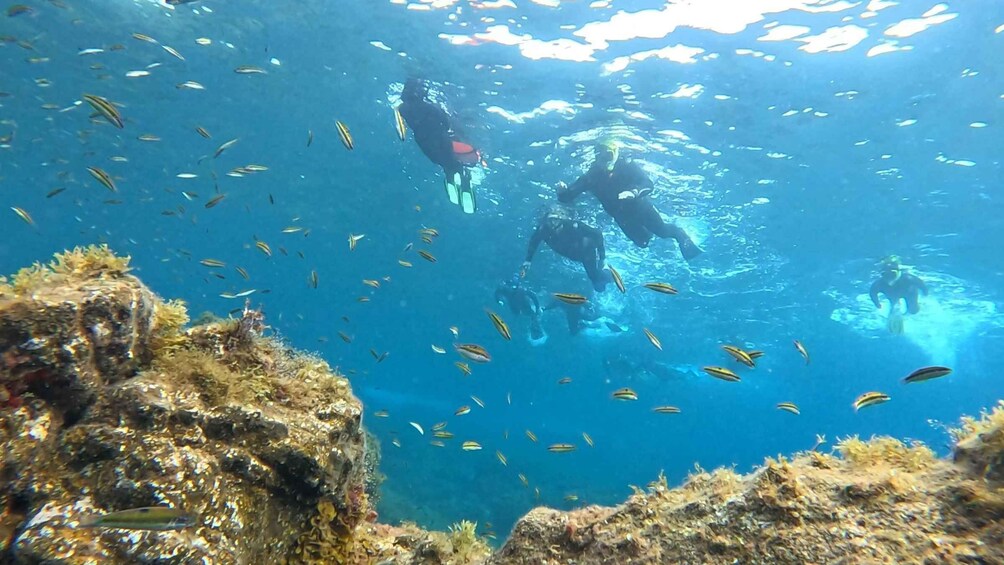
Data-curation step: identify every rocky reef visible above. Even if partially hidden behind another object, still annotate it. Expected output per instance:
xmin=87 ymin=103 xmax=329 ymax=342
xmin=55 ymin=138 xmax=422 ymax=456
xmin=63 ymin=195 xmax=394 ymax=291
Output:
xmin=490 ymin=414 xmax=1004 ymax=564
xmin=0 ymin=246 xmax=489 ymax=564
xmin=2 ymin=246 xmax=1003 ymax=564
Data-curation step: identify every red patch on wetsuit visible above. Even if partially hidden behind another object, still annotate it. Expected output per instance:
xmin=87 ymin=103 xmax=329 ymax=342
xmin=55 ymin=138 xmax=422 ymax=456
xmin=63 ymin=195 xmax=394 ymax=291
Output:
xmin=452 ymin=141 xmax=480 ymax=164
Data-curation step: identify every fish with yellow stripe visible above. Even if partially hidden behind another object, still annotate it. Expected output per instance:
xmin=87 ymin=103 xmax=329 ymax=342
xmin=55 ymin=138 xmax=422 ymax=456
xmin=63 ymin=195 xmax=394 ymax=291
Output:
xmin=722 ymin=345 xmax=755 ymax=368
xmin=82 ymin=93 xmax=123 ymax=129
xmin=393 ymin=106 xmax=407 ymax=141
xmin=335 ymin=120 xmax=353 ymax=150
xmin=703 ymin=366 xmax=740 ymax=382
xmin=486 ymin=309 xmax=511 ymax=341
xmin=87 ymin=166 xmax=116 ymax=192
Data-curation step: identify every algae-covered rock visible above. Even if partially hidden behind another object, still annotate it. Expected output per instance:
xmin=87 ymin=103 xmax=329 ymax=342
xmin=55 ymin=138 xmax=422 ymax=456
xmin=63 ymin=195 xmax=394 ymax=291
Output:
xmin=489 ymin=418 xmax=1004 ymax=565
xmin=0 ymin=246 xmax=370 ymax=564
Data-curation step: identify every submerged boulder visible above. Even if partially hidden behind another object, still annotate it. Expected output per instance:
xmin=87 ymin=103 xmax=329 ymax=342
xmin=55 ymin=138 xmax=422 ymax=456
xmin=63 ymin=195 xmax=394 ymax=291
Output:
xmin=489 ymin=417 xmax=1004 ymax=564
xmin=0 ymin=246 xmax=373 ymax=563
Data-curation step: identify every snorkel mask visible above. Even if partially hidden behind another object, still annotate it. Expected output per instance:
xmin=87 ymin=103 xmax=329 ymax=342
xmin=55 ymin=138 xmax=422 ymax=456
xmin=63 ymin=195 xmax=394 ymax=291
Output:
xmin=880 ymin=255 xmax=902 ymax=282
xmin=594 ymin=141 xmax=619 ymax=172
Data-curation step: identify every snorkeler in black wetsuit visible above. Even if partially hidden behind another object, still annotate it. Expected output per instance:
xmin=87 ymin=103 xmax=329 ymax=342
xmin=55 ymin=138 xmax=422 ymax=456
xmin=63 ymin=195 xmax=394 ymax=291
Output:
xmin=397 ymin=78 xmax=481 ymax=214
xmin=495 ymin=277 xmax=546 ymax=343
xmin=870 ymin=255 xmax=929 ymax=314
xmin=521 ymin=205 xmax=611 ymax=292
xmin=558 ymin=141 xmax=702 ymax=261
xmin=544 ymin=300 xmax=624 ymax=336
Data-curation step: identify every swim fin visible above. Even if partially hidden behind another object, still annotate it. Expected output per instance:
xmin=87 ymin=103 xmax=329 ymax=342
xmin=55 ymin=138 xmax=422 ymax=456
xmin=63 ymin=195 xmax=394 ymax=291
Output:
xmin=459 ymin=174 xmax=477 ymax=214
xmin=678 ymin=235 xmax=703 ymax=262
xmin=444 ymin=173 xmax=461 ymax=206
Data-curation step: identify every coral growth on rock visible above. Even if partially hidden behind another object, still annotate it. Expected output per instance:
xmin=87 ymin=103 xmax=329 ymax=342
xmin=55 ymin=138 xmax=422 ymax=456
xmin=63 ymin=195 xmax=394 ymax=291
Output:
xmin=489 ymin=410 xmax=1004 ymax=564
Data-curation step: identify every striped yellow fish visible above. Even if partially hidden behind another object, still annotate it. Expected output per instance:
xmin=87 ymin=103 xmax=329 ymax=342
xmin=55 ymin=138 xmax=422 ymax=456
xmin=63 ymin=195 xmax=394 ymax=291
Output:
xmin=612 ymin=387 xmax=638 ymax=401
xmin=418 ymin=250 xmax=436 ymax=263
xmin=471 ymin=395 xmax=485 ymax=408
xmin=553 ymin=292 xmax=587 ymax=305
xmin=608 ymin=265 xmax=626 ymax=293
xmin=335 ymin=120 xmax=353 ymax=150
xmin=393 ymin=106 xmax=407 ymax=141
xmin=86 ymin=166 xmax=116 ymax=192
xmin=776 ymin=402 xmax=800 ymax=415
xmin=348 ymin=233 xmax=365 ymax=250
xmin=455 ymin=343 xmax=491 ymax=363
xmin=199 ymin=258 xmax=225 ymax=268
xmin=582 ymin=432 xmax=594 ymax=447
xmin=455 ymin=361 xmax=471 ymax=376
xmin=652 ymin=406 xmax=681 ymax=414
xmin=255 ymin=241 xmax=272 ymax=257
xmin=722 ymin=345 xmax=755 ymax=368
xmin=703 ymin=366 xmax=740 ymax=382
xmin=496 ymin=450 xmax=507 ymax=466
xmin=853 ymin=392 xmax=890 ymax=412
xmin=548 ymin=443 xmax=576 ymax=453
xmin=525 ymin=429 xmax=538 ymax=443
xmin=644 ymin=282 xmax=678 ymax=295
xmin=455 ymin=405 xmax=471 ymax=416
xmin=643 ymin=328 xmax=662 ymax=351
xmin=10 ymin=206 xmax=33 ymax=226
xmin=461 ymin=441 xmax=482 ymax=451
xmin=486 ymin=309 xmax=511 ymax=341
xmin=82 ymin=94 xmax=123 ymax=128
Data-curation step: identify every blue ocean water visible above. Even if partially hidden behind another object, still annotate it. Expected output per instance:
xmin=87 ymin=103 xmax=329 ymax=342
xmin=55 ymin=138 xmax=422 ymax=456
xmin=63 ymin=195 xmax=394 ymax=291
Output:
xmin=2 ymin=0 xmax=1002 ymax=540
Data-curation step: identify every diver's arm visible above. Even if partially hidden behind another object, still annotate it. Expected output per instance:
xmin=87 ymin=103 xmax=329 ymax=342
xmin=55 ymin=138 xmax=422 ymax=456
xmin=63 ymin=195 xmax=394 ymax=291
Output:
xmin=558 ymin=173 xmax=591 ymax=204
xmin=524 ymin=225 xmax=546 ymax=263
xmin=869 ymin=280 xmax=883 ymax=308
xmin=913 ymin=275 xmax=929 ymax=296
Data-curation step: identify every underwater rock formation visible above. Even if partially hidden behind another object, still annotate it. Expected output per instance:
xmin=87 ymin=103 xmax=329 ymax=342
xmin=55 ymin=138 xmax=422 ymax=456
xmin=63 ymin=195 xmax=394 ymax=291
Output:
xmin=2 ymin=246 xmax=1002 ymax=564
xmin=490 ymin=415 xmax=1004 ymax=564
xmin=0 ymin=247 xmax=376 ymax=563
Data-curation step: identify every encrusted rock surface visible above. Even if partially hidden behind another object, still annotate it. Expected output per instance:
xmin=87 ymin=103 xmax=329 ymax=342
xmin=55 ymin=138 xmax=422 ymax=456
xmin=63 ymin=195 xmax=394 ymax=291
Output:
xmin=2 ymin=246 xmax=1003 ymax=565
xmin=489 ymin=420 xmax=1004 ymax=565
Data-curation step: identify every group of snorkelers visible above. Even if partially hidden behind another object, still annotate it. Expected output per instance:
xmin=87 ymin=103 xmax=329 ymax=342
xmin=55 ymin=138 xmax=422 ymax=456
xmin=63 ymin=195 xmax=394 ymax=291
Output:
xmin=398 ymin=77 xmax=930 ymax=340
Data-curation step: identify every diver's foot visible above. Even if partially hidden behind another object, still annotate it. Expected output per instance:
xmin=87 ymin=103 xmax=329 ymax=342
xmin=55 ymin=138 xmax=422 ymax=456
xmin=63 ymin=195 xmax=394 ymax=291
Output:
xmin=678 ymin=238 xmax=703 ymax=262
xmin=604 ymin=321 xmax=627 ymax=333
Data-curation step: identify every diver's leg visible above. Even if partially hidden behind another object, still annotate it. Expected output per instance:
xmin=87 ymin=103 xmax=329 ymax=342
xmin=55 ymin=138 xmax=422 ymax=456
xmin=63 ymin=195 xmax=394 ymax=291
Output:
xmin=612 ymin=211 xmax=653 ymax=247
xmin=905 ymin=291 xmax=921 ymax=314
xmin=582 ymin=253 xmax=608 ymax=292
xmin=640 ymin=202 xmax=703 ymax=260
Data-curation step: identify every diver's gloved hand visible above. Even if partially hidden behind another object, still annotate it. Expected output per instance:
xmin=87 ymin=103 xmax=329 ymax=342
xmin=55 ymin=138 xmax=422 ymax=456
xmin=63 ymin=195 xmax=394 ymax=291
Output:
xmin=519 ymin=261 xmax=531 ymax=278
xmin=555 ymin=181 xmax=568 ymax=193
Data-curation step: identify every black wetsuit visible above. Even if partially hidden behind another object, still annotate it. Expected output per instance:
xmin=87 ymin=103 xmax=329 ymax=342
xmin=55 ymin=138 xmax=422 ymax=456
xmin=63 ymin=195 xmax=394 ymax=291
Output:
xmin=495 ymin=282 xmax=544 ymax=340
xmin=525 ymin=218 xmax=609 ymax=292
xmin=397 ymin=80 xmax=472 ymax=194
xmin=870 ymin=272 xmax=928 ymax=314
xmin=559 ymin=160 xmax=701 ymax=259
xmin=546 ymin=301 xmax=601 ymax=335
